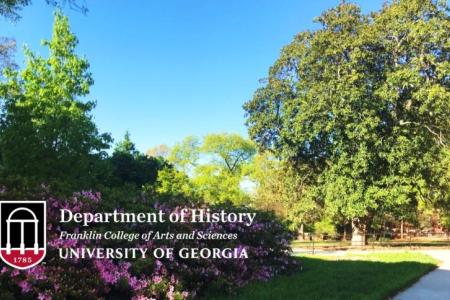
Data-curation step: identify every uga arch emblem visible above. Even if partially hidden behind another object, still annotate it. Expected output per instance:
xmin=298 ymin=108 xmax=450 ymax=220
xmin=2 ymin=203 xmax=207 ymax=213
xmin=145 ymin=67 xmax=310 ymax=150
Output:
xmin=0 ymin=201 xmax=46 ymax=269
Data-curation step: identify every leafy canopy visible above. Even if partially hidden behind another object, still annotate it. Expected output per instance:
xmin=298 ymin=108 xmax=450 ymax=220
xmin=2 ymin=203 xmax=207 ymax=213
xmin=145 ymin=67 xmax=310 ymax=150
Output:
xmin=165 ymin=133 xmax=256 ymax=205
xmin=244 ymin=0 xmax=450 ymax=225
xmin=0 ymin=12 xmax=111 ymax=190
xmin=109 ymin=132 xmax=165 ymax=188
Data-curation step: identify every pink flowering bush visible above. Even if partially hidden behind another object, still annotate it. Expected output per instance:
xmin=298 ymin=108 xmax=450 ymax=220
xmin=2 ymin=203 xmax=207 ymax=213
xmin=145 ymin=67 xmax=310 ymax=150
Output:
xmin=0 ymin=192 xmax=298 ymax=299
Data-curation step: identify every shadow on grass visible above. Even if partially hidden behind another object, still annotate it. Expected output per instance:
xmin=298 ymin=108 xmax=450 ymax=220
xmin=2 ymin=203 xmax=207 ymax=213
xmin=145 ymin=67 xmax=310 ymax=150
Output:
xmin=205 ymin=253 xmax=439 ymax=300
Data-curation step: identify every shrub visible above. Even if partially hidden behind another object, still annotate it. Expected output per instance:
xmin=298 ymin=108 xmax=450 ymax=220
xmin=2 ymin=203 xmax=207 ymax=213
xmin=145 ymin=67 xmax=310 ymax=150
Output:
xmin=0 ymin=192 xmax=298 ymax=299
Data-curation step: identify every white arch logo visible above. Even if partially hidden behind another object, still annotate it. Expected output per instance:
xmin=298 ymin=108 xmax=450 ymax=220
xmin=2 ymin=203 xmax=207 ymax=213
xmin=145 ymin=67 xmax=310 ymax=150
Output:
xmin=0 ymin=201 xmax=46 ymax=269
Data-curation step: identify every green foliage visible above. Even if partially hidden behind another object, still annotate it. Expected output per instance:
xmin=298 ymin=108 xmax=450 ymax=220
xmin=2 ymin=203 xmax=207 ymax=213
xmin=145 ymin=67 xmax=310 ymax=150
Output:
xmin=249 ymin=152 xmax=321 ymax=229
xmin=100 ymin=183 xmax=146 ymax=212
xmin=313 ymin=218 xmax=337 ymax=237
xmin=193 ymin=164 xmax=247 ymax=205
xmin=148 ymin=166 xmax=197 ymax=202
xmin=244 ymin=0 xmax=450 ymax=228
xmin=168 ymin=135 xmax=200 ymax=172
xmin=0 ymin=12 xmax=111 ymax=192
xmin=0 ymin=14 xmax=167 ymax=198
xmin=441 ymin=214 xmax=450 ymax=230
xmin=108 ymin=152 xmax=164 ymax=188
xmin=108 ymin=132 xmax=166 ymax=188
xmin=114 ymin=130 xmax=137 ymax=155
xmin=166 ymin=133 xmax=256 ymax=205
xmin=201 ymin=133 xmax=256 ymax=175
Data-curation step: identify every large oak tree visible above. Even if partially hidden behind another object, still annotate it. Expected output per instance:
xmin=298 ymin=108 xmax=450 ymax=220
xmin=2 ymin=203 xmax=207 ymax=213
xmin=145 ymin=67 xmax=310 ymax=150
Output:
xmin=244 ymin=0 xmax=450 ymax=244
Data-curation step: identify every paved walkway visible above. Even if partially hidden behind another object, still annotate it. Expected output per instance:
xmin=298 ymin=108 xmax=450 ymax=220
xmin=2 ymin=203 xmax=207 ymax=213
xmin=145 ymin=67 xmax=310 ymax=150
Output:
xmin=394 ymin=250 xmax=450 ymax=300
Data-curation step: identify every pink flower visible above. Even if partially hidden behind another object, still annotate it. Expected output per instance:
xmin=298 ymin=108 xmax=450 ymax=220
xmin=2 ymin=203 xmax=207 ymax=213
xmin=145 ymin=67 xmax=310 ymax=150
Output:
xmin=18 ymin=280 xmax=32 ymax=293
xmin=166 ymin=285 xmax=175 ymax=300
xmin=25 ymin=265 xmax=47 ymax=280
xmin=152 ymin=275 xmax=162 ymax=284
xmin=128 ymin=276 xmax=148 ymax=291
xmin=38 ymin=293 xmax=52 ymax=300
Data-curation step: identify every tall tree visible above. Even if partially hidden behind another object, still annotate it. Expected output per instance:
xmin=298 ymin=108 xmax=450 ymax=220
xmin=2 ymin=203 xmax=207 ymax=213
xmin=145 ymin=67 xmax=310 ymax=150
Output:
xmin=168 ymin=135 xmax=200 ymax=173
xmin=244 ymin=0 xmax=450 ymax=244
xmin=201 ymin=133 xmax=256 ymax=175
xmin=114 ymin=130 xmax=137 ymax=155
xmin=167 ymin=133 xmax=256 ymax=205
xmin=249 ymin=152 xmax=321 ymax=231
xmin=0 ymin=0 xmax=87 ymax=76
xmin=109 ymin=132 xmax=165 ymax=187
xmin=0 ymin=12 xmax=111 ymax=191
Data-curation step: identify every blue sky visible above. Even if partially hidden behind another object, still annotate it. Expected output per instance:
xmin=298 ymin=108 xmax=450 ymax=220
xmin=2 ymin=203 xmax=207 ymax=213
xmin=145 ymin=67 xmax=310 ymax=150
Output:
xmin=1 ymin=0 xmax=384 ymax=152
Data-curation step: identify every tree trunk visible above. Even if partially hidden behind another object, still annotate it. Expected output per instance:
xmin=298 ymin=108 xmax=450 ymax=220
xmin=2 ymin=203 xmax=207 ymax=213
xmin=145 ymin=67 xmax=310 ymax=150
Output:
xmin=298 ymin=223 xmax=305 ymax=240
xmin=400 ymin=219 xmax=404 ymax=240
xmin=351 ymin=219 xmax=366 ymax=246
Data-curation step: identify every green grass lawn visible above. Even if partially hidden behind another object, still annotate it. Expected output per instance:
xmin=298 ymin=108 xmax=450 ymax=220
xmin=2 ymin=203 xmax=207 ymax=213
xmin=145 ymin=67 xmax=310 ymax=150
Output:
xmin=207 ymin=252 xmax=439 ymax=300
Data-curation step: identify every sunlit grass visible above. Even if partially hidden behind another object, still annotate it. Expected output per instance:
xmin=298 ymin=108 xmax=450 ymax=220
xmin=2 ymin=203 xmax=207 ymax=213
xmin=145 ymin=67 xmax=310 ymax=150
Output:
xmin=207 ymin=252 xmax=439 ymax=300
